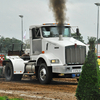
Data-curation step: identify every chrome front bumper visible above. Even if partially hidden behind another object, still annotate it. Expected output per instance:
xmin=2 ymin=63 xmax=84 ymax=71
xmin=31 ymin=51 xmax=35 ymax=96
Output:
xmin=52 ymin=64 xmax=82 ymax=74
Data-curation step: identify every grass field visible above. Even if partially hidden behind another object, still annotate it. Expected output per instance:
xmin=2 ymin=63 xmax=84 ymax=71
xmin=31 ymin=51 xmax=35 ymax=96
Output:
xmin=0 ymin=96 xmax=23 ymax=100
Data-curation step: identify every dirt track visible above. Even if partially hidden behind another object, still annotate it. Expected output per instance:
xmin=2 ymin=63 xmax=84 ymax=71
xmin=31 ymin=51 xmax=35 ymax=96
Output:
xmin=0 ymin=76 xmax=78 ymax=100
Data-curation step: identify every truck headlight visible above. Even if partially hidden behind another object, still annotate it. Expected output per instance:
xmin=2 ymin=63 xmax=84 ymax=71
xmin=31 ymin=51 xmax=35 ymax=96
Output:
xmin=51 ymin=59 xmax=59 ymax=63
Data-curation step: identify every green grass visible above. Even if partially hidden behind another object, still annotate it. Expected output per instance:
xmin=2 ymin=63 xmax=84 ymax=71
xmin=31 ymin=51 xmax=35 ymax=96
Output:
xmin=0 ymin=96 xmax=23 ymax=100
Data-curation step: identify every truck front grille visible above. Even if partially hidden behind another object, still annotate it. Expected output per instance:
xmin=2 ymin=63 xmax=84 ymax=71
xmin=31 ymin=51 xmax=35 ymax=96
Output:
xmin=65 ymin=45 xmax=86 ymax=65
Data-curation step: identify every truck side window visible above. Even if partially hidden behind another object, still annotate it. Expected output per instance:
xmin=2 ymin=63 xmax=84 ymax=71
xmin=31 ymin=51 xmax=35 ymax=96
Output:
xmin=32 ymin=28 xmax=41 ymax=39
xmin=35 ymin=28 xmax=40 ymax=39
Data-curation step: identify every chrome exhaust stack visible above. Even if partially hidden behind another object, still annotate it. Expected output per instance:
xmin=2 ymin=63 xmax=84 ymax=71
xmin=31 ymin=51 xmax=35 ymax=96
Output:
xmin=59 ymin=35 xmax=63 ymax=41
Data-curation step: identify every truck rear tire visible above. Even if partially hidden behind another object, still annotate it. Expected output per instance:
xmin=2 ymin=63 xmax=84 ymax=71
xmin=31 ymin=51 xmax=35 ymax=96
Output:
xmin=5 ymin=63 xmax=22 ymax=81
xmin=38 ymin=63 xmax=52 ymax=84
xmin=5 ymin=62 xmax=14 ymax=81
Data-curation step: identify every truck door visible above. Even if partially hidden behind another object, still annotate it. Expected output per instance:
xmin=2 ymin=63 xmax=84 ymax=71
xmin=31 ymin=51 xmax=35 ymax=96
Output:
xmin=32 ymin=28 xmax=42 ymax=55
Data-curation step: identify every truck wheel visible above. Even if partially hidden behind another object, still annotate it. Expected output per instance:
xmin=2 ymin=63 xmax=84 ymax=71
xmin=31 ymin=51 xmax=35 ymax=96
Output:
xmin=38 ymin=63 xmax=52 ymax=84
xmin=5 ymin=63 xmax=14 ymax=81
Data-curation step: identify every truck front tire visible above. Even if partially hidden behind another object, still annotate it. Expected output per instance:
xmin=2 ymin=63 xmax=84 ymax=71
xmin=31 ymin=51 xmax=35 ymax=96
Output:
xmin=38 ymin=63 xmax=52 ymax=84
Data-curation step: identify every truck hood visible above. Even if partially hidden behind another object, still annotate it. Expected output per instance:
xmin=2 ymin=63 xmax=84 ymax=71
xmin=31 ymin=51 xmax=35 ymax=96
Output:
xmin=43 ymin=37 xmax=86 ymax=47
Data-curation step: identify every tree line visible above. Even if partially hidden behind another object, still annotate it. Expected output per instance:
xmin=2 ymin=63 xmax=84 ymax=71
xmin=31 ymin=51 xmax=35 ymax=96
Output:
xmin=71 ymin=32 xmax=85 ymax=43
xmin=0 ymin=37 xmax=23 ymax=53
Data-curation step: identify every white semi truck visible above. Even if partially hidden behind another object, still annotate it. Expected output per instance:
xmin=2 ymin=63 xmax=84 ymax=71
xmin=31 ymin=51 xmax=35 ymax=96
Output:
xmin=2 ymin=23 xmax=86 ymax=84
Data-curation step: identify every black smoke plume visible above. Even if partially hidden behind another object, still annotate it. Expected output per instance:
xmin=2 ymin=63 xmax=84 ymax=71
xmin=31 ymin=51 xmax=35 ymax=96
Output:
xmin=49 ymin=0 xmax=67 ymax=35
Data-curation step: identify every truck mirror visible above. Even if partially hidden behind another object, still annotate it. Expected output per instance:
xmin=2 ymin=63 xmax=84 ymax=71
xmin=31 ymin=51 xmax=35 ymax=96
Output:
xmin=76 ymin=28 xmax=80 ymax=36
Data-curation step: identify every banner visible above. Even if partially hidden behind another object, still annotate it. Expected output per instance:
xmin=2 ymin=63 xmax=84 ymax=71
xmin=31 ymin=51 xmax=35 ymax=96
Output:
xmin=23 ymin=31 xmax=26 ymax=39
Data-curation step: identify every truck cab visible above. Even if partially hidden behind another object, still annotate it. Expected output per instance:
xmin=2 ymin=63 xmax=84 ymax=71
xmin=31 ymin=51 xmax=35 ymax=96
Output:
xmin=3 ymin=23 xmax=86 ymax=84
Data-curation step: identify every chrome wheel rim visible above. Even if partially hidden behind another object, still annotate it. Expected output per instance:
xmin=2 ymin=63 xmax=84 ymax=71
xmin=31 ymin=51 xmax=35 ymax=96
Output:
xmin=40 ymin=68 xmax=46 ymax=81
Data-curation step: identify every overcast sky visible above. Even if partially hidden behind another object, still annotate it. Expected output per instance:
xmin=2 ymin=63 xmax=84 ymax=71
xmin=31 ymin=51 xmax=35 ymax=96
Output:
xmin=0 ymin=0 xmax=100 ymax=43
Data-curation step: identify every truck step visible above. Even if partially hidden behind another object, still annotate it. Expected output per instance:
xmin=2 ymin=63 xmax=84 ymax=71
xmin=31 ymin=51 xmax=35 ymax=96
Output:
xmin=23 ymin=73 xmax=35 ymax=75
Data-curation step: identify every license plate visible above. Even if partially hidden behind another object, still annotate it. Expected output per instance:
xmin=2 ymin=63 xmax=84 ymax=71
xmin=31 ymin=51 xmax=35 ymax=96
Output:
xmin=72 ymin=69 xmax=82 ymax=72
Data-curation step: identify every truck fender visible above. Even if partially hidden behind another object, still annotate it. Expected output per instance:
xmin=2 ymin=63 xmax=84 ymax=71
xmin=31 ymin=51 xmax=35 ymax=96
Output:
xmin=3 ymin=56 xmax=25 ymax=74
xmin=36 ymin=53 xmax=61 ymax=66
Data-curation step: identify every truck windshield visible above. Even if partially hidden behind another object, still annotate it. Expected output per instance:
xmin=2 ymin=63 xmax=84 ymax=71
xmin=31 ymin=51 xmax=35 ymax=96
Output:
xmin=42 ymin=26 xmax=70 ymax=38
